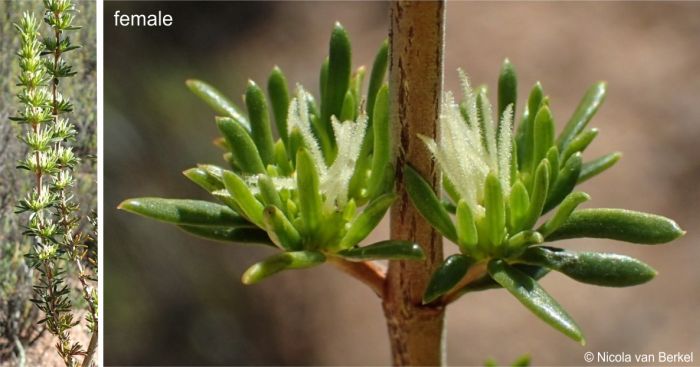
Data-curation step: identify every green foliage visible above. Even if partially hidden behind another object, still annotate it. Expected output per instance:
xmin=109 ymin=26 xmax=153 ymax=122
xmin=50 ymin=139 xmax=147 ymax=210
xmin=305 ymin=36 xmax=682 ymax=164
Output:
xmin=407 ymin=59 xmax=684 ymax=342
xmin=121 ymin=23 xmax=422 ymax=284
xmin=10 ymin=1 xmax=98 ymax=365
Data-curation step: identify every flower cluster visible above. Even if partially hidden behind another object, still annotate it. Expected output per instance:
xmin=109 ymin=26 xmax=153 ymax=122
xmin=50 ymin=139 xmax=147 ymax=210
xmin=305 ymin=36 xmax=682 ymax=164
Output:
xmin=121 ymin=23 xmax=423 ymax=285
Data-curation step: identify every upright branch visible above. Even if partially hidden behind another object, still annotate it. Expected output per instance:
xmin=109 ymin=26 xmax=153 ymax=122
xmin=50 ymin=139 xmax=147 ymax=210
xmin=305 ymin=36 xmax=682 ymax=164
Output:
xmin=13 ymin=1 xmax=97 ymax=366
xmin=383 ymin=1 xmax=446 ymax=365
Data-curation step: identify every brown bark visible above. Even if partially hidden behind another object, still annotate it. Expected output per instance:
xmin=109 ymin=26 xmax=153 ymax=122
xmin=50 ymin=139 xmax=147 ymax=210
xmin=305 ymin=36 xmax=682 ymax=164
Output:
xmin=382 ymin=1 xmax=446 ymax=365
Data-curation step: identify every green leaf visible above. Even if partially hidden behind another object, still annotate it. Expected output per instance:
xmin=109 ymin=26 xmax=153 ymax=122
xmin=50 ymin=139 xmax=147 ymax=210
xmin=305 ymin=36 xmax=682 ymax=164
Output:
xmin=578 ymin=152 xmax=621 ymax=183
xmin=509 ymin=180 xmax=530 ymax=232
xmin=267 ymin=66 xmax=291 ymax=145
xmin=366 ymin=39 xmax=389 ymax=130
xmin=539 ymin=192 xmax=590 ymax=237
xmin=521 ymin=247 xmax=657 ymax=287
xmin=367 ymin=85 xmax=392 ymax=200
xmin=498 ymin=58 xmax=517 ymax=123
xmin=257 ymin=175 xmax=282 ymax=209
xmin=561 ymin=128 xmax=598 ymax=163
xmin=546 ymin=146 xmax=559 ymax=189
xmin=488 ymin=259 xmax=584 ymax=344
xmin=456 ymin=200 xmax=478 ymax=254
xmin=296 ymin=148 xmax=323 ymax=234
xmin=516 ymin=82 xmax=543 ymax=172
xmin=423 ymin=254 xmax=473 ymax=304
xmin=546 ymin=208 xmax=685 ymax=244
xmin=521 ymin=160 xmax=550 ymax=230
xmin=245 ymin=80 xmax=276 ymax=165
xmin=186 ymin=79 xmax=250 ymax=130
xmin=544 ymin=152 xmax=582 ymax=213
xmin=183 ymin=167 xmax=224 ymax=193
xmin=321 ymin=22 xmax=352 ymax=149
xmin=505 ymin=230 xmax=544 ymax=253
xmin=339 ymin=91 xmax=356 ymax=122
xmin=484 ymin=174 xmax=506 ymax=248
xmin=557 ymin=82 xmax=607 ymax=151
xmin=338 ymin=193 xmax=396 ymax=250
xmin=118 ymin=198 xmax=249 ymax=227
xmin=404 ymin=165 xmax=458 ymax=243
xmin=216 ymin=117 xmax=265 ymax=174
xmin=222 ymin=171 xmax=265 ymax=228
xmin=242 ymin=251 xmax=326 ymax=284
xmin=337 ymin=240 xmax=424 ymax=261
xmin=532 ymin=106 xmax=555 ymax=168
xmin=273 ymin=140 xmax=293 ymax=176
xmin=263 ymin=206 xmax=302 ymax=251
xmin=178 ymin=225 xmax=273 ymax=246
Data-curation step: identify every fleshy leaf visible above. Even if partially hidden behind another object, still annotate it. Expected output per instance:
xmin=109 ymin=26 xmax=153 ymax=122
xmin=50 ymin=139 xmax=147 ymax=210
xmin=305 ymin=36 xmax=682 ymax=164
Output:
xmin=242 ymin=251 xmax=326 ymax=284
xmin=263 ymin=206 xmax=302 ymax=251
xmin=404 ymin=165 xmax=458 ymax=243
xmin=557 ymin=82 xmax=607 ymax=151
xmin=488 ymin=259 xmax=585 ymax=344
xmin=118 ymin=198 xmax=249 ymax=227
xmin=423 ymin=254 xmax=473 ymax=304
xmin=546 ymin=208 xmax=685 ymax=244
xmin=337 ymin=240 xmax=424 ymax=261
xmin=178 ymin=225 xmax=273 ymax=246
xmin=267 ymin=66 xmax=291 ymax=146
xmin=216 ymin=117 xmax=265 ymax=174
xmin=578 ymin=152 xmax=621 ymax=183
xmin=186 ymin=79 xmax=250 ymax=130
xmin=338 ymin=193 xmax=396 ymax=250
xmin=521 ymin=247 xmax=657 ymax=287
xmin=245 ymin=80 xmax=276 ymax=165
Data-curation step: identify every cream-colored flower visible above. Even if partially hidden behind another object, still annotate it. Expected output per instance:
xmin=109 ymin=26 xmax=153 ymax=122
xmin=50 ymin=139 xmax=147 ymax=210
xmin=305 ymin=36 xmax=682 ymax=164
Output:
xmin=421 ymin=70 xmax=513 ymax=218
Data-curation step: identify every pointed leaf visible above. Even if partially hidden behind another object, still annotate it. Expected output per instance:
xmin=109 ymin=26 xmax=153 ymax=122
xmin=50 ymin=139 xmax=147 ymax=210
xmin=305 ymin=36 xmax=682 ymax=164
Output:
xmin=521 ymin=247 xmax=657 ymax=287
xmin=268 ymin=66 xmax=291 ymax=145
xmin=557 ymin=82 xmax=607 ymax=151
xmin=522 ymin=160 xmax=550 ymax=230
xmin=338 ymin=193 xmax=396 ymax=249
xmin=516 ymin=82 xmax=544 ymax=172
xmin=337 ymin=240 xmax=424 ymax=261
xmin=456 ymin=199 xmax=478 ymax=254
xmin=561 ymin=128 xmax=598 ymax=163
xmin=321 ymin=22 xmax=352 ymax=149
xmin=367 ymin=39 xmax=389 ymax=130
xmin=578 ymin=152 xmax=621 ymax=183
xmin=544 ymin=152 xmax=582 ymax=213
xmin=222 ymin=171 xmax=265 ymax=227
xmin=216 ymin=117 xmax=265 ymax=174
xmin=246 ymin=80 xmax=276 ymax=165
xmin=296 ymin=148 xmax=323 ymax=233
xmin=498 ymin=58 xmax=517 ymax=122
xmin=183 ymin=167 xmax=224 ymax=193
xmin=404 ymin=165 xmax=458 ymax=243
xmin=367 ymin=85 xmax=392 ymax=200
xmin=539 ymin=192 xmax=590 ymax=237
xmin=178 ymin=225 xmax=273 ymax=246
xmin=118 ymin=198 xmax=249 ymax=227
xmin=484 ymin=174 xmax=506 ymax=247
xmin=242 ymin=251 xmax=326 ymax=284
xmin=546 ymin=208 xmax=684 ymax=244
xmin=423 ymin=254 xmax=473 ymax=304
xmin=488 ymin=259 xmax=584 ymax=344
xmin=263 ymin=206 xmax=302 ymax=251
xmin=186 ymin=79 xmax=250 ymax=129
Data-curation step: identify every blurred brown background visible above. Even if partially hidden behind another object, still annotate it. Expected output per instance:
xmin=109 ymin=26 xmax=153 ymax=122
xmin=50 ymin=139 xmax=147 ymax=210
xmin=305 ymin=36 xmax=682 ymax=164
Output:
xmin=105 ymin=2 xmax=700 ymax=365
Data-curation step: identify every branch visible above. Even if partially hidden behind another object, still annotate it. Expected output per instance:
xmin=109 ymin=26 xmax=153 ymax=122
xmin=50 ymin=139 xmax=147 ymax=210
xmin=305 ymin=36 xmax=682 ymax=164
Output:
xmin=327 ymin=257 xmax=386 ymax=298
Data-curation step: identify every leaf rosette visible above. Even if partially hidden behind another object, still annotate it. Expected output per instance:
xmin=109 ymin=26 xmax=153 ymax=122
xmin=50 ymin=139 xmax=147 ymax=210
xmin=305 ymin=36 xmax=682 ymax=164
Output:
xmin=409 ymin=59 xmax=684 ymax=343
xmin=120 ymin=23 xmax=424 ymax=285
